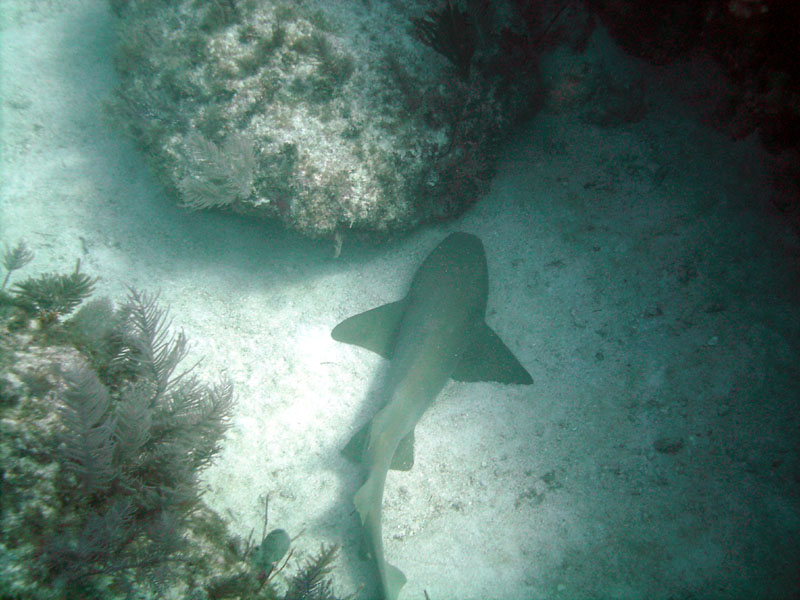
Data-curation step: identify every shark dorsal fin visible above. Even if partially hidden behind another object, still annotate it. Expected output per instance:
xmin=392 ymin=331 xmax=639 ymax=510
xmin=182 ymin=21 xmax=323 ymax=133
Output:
xmin=331 ymin=299 xmax=408 ymax=359
xmin=452 ymin=321 xmax=533 ymax=385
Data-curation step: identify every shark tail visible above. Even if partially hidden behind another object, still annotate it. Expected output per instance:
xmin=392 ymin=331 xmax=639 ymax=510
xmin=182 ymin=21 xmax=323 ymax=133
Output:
xmin=353 ymin=474 xmax=380 ymax=525
xmin=355 ymin=472 xmax=406 ymax=599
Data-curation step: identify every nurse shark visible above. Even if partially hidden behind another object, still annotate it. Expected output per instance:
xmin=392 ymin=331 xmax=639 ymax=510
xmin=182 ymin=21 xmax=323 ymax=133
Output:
xmin=332 ymin=232 xmax=533 ymax=600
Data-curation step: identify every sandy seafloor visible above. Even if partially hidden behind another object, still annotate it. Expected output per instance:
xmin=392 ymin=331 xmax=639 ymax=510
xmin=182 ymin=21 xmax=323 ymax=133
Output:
xmin=2 ymin=1 xmax=800 ymax=599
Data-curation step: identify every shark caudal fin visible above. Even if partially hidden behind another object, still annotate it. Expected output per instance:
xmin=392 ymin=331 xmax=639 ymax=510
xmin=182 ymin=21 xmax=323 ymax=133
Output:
xmin=355 ymin=474 xmax=407 ymax=600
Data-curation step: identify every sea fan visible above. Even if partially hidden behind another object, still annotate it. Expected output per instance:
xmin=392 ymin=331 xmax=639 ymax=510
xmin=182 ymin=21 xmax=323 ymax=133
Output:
xmin=179 ymin=132 xmax=256 ymax=210
xmin=411 ymin=1 xmax=477 ymax=78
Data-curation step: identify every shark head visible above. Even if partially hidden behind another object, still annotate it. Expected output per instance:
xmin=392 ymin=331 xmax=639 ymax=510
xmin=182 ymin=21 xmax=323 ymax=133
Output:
xmin=408 ymin=232 xmax=488 ymax=315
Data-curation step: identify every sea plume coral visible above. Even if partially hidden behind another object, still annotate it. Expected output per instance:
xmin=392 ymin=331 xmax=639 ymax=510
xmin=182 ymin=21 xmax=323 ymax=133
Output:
xmin=11 ymin=260 xmax=96 ymax=321
xmin=28 ymin=289 xmax=233 ymax=591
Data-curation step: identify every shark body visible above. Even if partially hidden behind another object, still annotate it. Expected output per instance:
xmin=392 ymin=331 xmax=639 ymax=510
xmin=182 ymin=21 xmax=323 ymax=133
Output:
xmin=332 ymin=232 xmax=532 ymax=600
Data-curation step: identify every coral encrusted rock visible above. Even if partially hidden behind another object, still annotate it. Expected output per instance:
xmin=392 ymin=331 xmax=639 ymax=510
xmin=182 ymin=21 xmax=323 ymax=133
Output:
xmin=107 ymin=0 xmax=558 ymax=241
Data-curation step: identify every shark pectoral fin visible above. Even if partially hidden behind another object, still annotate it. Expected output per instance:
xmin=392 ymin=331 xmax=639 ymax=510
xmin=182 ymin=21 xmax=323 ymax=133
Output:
xmin=331 ymin=298 xmax=408 ymax=358
xmin=452 ymin=322 xmax=533 ymax=385
xmin=390 ymin=429 xmax=414 ymax=471
xmin=384 ymin=562 xmax=407 ymax=600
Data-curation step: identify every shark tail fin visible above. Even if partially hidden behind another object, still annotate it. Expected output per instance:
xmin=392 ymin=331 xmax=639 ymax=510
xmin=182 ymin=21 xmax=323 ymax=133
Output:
xmin=384 ymin=561 xmax=407 ymax=600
